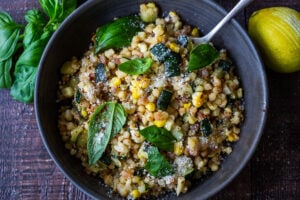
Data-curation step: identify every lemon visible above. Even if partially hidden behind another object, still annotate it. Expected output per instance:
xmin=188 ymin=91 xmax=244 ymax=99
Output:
xmin=248 ymin=7 xmax=300 ymax=73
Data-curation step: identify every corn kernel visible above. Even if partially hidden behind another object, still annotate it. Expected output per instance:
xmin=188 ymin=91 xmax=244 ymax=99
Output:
xmin=132 ymin=88 xmax=140 ymax=99
xmin=140 ymin=78 xmax=151 ymax=89
xmin=157 ymin=35 xmax=164 ymax=42
xmin=145 ymin=102 xmax=156 ymax=112
xmin=174 ymin=142 xmax=184 ymax=156
xmin=187 ymin=114 xmax=197 ymax=124
xmin=227 ymin=133 xmax=239 ymax=142
xmin=192 ymin=92 xmax=204 ymax=108
xmin=111 ymin=77 xmax=121 ymax=87
xmin=191 ymin=27 xmax=199 ymax=37
xmin=153 ymin=120 xmax=167 ymax=127
xmin=131 ymin=189 xmax=141 ymax=199
xmin=131 ymin=80 xmax=139 ymax=87
xmin=183 ymin=103 xmax=191 ymax=109
xmin=169 ymin=42 xmax=180 ymax=53
xmin=81 ymin=110 xmax=88 ymax=118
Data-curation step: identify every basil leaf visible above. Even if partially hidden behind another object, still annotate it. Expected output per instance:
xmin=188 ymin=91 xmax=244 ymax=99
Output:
xmin=10 ymin=36 xmax=49 ymax=103
xmin=87 ymin=102 xmax=126 ymax=165
xmin=39 ymin=0 xmax=77 ymax=23
xmin=188 ymin=44 xmax=219 ymax=71
xmin=0 ymin=12 xmax=22 ymax=62
xmin=25 ymin=9 xmax=46 ymax=26
xmin=58 ymin=0 xmax=77 ymax=21
xmin=95 ymin=16 xmax=144 ymax=53
xmin=119 ymin=58 xmax=153 ymax=75
xmin=39 ymin=0 xmax=60 ymax=21
xmin=0 ymin=58 xmax=13 ymax=88
xmin=23 ymin=23 xmax=45 ymax=48
xmin=144 ymin=146 xmax=174 ymax=177
xmin=140 ymin=125 xmax=176 ymax=151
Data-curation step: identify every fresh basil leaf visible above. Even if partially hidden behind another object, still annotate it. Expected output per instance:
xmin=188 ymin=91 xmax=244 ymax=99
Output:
xmin=24 ymin=10 xmax=46 ymax=48
xmin=10 ymin=37 xmax=49 ymax=103
xmin=87 ymin=102 xmax=127 ymax=165
xmin=39 ymin=0 xmax=60 ymax=21
xmin=25 ymin=9 xmax=46 ymax=26
xmin=119 ymin=58 xmax=153 ymax=75
xmin=144 ymin=146 xmax=174 ymax=177
xmin=0 ymin=58 xmax=13 ymax=88
xmin=23 ymin=23 xmax=45 ymax=48
xmin=58 ymin=0 xmax=77 ymax=21
xmin=0 ymin=12 xmax=22 ymax=62
xmin=140 ymin=125 xmax=176 ymax=151
xmin=95 ymin=16 xmax=144 ymax=53
xmin=188 ymin=44 xmax=219 ymax=71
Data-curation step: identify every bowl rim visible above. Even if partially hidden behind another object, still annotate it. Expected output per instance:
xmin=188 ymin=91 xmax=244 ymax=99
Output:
xmin=35 ymin=0 xmax=268 ymax=199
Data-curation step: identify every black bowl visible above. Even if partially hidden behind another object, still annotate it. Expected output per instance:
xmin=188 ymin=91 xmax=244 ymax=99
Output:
xmin=35 ymin=0 xmax=268 ymax=199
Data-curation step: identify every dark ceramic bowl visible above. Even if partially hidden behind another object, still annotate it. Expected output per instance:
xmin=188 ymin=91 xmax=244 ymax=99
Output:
xmin=35 ymin=0 xmax=268 ymax=199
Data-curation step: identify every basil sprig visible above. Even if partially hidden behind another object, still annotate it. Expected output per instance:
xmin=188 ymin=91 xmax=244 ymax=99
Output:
xmin=95 ymin=16 xmax=144 ymax=53
xmin=188 ymin=43 xmax=219 ymax=71
xmin=140 ymin=125 xmax=176 ymax=151
xmin=87 ymin=102 xmax=127 ymax=165
xmin=144 ymin=146 xmax=174 ymax=177
xmin=0 ymin=0 xmax=77 ymax=102
xmin=119 ymin=58 xmax=153 ymax=75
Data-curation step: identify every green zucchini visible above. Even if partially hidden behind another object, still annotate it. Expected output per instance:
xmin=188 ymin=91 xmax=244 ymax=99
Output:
xmin=157 ymin=90 xmax=173 ymax=111
xmin=200 ymin=118 xmax=212 ymax=137
xmin=150 ymin=43 xmax=181 ymax=77
xmin=150 ymin=43 xmax=171 ymax=62
xmin=95 ymin=63 xmax=106 ymax=82
xmin=164 ymin=52 xmax=181 ymax=77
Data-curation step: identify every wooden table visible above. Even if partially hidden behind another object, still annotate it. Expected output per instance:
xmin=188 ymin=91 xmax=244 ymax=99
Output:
xmin=0 ymin=0 xmax=299 ymax=199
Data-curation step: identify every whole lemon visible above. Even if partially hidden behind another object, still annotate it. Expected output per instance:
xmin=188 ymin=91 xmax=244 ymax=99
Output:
xmin=248 ymin=7 xmax=300 ymax=73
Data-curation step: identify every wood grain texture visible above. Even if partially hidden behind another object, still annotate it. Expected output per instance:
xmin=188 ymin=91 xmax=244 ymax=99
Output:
xmin=0 ymin=0 xmax=299 ymax=200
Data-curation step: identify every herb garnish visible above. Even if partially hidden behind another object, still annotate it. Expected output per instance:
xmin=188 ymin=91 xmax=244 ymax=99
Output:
xmin=94 ymin=16 xmax=144 ymax=53
xmin=144 ymin=146 xmax=174 ymax=177
xmin=119 ymin=58 xmax=153 ymax=75
xmin=140 ymin=125 xmax=176 ymax=151
xmin=0 ymin=0 xmax=77 ymax=103
xmin=87 ymin=102 xmax=127 ymax=165
xmin=188 ymin=43 xmax=219 ymax=71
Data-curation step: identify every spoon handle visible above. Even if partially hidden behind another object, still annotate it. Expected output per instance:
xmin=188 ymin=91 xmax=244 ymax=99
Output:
xmin=204 ymin=0 xmax=254 ymax=42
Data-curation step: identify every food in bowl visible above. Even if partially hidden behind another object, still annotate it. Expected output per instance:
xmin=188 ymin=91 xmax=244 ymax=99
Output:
xmin=57 ymin=2 xmax=244 ymax=199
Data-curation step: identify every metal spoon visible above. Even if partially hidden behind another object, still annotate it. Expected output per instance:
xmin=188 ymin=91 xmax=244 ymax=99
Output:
xmin=192 ymin=0 xmax=254 ymax=44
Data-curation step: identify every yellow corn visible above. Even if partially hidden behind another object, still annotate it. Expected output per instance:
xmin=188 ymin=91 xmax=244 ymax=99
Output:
xmin=131 ymin=189 xmax=141 ymax=199
xmin=191 ymin=27 xmax=200 ymax=37
xmin=174 ymin=142 xmax=184 ymax=156
xmin=81 ymin=109 xmax=88 ymax=118
xmin=227 ymin=133 xmax=239 ymax=142
xmin=187 ymin=114 xmax=197 ymax=125
xmin=131 ymin=80 xmax=139 ymax=88
xmin=132 ymin=88 xmax=140 ymax=99
xmin=192 ymin=92 xmax=204 ymax=108
xmin=169 ymin=42 xmax=180 ymax=53
xmin=140 ymin=77 xmax=151 ymax=89
xmin=145 ymin=102 xmax=156 ymax=112
xmin=111 ymin=77 xmax=121 ymax=87
xmin=153 ymin=120 xmax=167 ymax=127
xmin=183 ymin=103 xmax=191 ymax=109
xmin=157 ymin=35 xmax=164 ymax=42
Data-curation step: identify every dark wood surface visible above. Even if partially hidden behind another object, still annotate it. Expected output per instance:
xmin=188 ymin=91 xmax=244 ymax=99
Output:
xmin=0 ymin=0 xmax=299 ymax=199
